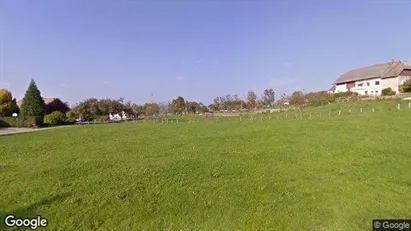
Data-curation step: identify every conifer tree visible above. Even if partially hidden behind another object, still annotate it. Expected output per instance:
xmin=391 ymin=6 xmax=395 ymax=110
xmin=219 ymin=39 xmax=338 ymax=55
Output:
xmin=21 ymin=79 xmax=46 ymax=117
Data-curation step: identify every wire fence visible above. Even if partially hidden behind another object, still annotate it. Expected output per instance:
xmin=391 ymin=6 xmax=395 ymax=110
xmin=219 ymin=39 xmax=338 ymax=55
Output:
xmin=72 ymin=101 xmax=411 ymax=126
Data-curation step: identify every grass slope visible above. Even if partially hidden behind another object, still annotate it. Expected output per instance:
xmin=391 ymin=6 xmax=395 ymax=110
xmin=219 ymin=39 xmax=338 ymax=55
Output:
xmin=1 ymin=101 xmax=411 ymax=230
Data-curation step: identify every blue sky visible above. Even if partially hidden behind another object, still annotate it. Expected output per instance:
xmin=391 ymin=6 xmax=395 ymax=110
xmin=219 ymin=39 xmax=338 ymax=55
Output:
xmin=1 ymin=0 xmax=411 ymax=105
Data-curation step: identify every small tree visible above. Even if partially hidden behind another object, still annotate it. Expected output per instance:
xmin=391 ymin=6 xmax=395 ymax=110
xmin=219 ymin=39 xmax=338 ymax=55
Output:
xmin=382 ymin=88 xmax=396 ymax=96
xmin=20 ymin=79 xmax=46 ymax=117
xmin=0 ymin=89 xmax=19 ymax=116
xmin=290 ymin=90 xmax=306 ymax=105
xmin=399 ymin=79 xmax=411 ymax=93
xmin=247 ymin=90 xmax=257 ymax=109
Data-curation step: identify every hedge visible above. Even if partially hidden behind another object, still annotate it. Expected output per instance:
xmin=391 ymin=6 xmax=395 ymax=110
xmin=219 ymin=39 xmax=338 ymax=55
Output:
xmin=0 ymin=116 xmax=43 ymax=128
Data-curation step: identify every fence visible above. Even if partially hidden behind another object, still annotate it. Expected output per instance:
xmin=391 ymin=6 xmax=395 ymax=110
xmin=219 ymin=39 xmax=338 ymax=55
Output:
xmin=71 ymin=101 xmax=411 ymax=126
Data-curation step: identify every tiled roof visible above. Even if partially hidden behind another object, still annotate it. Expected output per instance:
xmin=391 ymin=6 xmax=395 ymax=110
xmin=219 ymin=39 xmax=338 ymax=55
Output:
xmin=334 ymin=61 xmax=411 ymax=84
xmin=17 ymin=98 xmax=56 ymax=108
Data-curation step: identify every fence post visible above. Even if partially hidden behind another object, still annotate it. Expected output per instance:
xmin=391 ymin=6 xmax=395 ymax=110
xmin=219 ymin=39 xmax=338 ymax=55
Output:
xmin=360 ymin=108 xmax=363 ymax=114
xmin=409 ymin=102 xmax=411 ymax=109
xmin=372 ymin=108 xmax=375 ymax=113
xmin=348 ymin=109 xmax=351 ymax=114
xmin=338 ymin=110 xmax=341 ymax=116
xmin=398 ymin=104 xmax=401 ymax=110
xmin=240 ymin=116 xmax=242 ymax=121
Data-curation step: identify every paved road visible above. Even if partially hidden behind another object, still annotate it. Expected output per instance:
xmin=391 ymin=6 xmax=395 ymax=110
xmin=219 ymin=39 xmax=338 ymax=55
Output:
xmin=0 ymin=126 xmax=73 ymax=136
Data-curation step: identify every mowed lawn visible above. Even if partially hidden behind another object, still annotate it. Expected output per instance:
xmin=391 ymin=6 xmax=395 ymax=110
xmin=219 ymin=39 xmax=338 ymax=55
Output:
xmin=1 ymin=109 xmax=411 ymax=230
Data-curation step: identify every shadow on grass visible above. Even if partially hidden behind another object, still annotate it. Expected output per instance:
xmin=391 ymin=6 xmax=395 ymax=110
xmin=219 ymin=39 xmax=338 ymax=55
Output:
xmin=0 ymin=193 xmax=71 ymax=230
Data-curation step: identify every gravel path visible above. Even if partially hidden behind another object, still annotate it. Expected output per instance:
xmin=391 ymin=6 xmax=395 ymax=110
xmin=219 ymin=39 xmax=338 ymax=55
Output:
xmin=0 ymin=126 xmax=73 ymax=136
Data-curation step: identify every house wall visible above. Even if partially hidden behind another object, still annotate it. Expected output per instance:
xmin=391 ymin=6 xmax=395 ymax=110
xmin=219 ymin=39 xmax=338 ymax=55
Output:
xmin=381 ymin=77 xmax=400 ymax=93
xmin=350 ymin=78 xmax=381 ymax=95
xmin=398 ymin=75 xmax=411 ymax=85
xmin=379 ymin=76 xmax=411 ymax=94
xmin=335 ymin=83 xmax=347 ymax=93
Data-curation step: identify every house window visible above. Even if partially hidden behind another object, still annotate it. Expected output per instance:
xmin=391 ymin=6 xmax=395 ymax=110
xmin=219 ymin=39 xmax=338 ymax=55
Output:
xmin=358 ymin=83 xmax=363 ymax=87
xmin=367 ymin=82 xmax=370 ymax=86
xmin=371 ymin=91 xmax=374 ymax=93
xmin=375 ymin=81 xmax=380 ymax=85
xmin=365 ymin=91 xmax=368 ymax=94
xmin=376 ymin=91 xmax=379 ymax=94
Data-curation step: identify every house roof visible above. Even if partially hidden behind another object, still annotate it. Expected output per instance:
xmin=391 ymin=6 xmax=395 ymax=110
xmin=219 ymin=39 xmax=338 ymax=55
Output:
xmin=17 ymin=98 xmax=56 ymax=108
xmin=334 ymin=61 xmax=411 ymax=84
xmin=328 ymin=85 xmax=336 ymax=91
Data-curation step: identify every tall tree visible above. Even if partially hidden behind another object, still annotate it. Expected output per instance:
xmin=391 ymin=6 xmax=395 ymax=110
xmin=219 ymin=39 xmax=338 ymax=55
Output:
xmin=143 ymin=102 xmax=160 ymax=116
xmin=71 ymin=98 xmax=99 ymax=121
xmin=247 ymin=90 xmax=257 ymax=109
xmin=21 ymin=79 xmax=46 ymax=117
xmin=108 ymin=98 xmax=125 ymax=117
xmin=263 ymin=89 xmax=275 ymax=107
xmin=171 ymin=96 xmax=186 ymax=114
xmin=0 ymin=89 xmax=19 ymax=116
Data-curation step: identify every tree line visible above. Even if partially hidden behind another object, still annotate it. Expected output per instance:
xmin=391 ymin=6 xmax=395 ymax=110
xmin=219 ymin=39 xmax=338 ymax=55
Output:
xmin=3 ymin=78 xmax=411 ymax=125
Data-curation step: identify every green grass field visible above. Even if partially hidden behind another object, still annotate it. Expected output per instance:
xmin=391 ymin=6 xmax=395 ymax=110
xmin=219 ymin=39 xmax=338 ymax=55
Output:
xmin=1 ymin=100 xmax=411 ymax=230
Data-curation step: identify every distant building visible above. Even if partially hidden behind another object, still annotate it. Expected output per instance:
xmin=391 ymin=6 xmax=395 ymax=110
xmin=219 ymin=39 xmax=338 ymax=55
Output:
xmin=109 ymin=111 xmax=127 ymax=121
xmin=329 ymin=60 xmax=411 ymax=96
xmin=17 ymin=98 xmax=70 ymax=113
xmin=277 ymin=97 xmax=290 ymax=106
xmin=327 ymin=85 xmax=336 ymax=94
xmin=17 ymin=98 xmax=57 ymax=108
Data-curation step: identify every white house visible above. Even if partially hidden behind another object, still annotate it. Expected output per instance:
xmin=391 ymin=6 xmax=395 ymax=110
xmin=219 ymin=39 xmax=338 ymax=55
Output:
xmin=329 ymin=60 xmax=411 ymax=96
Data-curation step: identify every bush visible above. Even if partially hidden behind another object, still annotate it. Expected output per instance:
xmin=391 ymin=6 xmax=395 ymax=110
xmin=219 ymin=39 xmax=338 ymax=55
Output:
xmin=43 ymin=111 xmax=64 ymax=126
xmin=0 ymin=116 xmax=43 ymax=128
xmin=382 ymin=88 xmax=396 ymax=96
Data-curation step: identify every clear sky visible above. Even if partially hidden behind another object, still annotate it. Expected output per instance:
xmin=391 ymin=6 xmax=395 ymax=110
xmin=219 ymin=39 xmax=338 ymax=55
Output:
xmin=1 ymin=0 xmax=411 ymax=105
